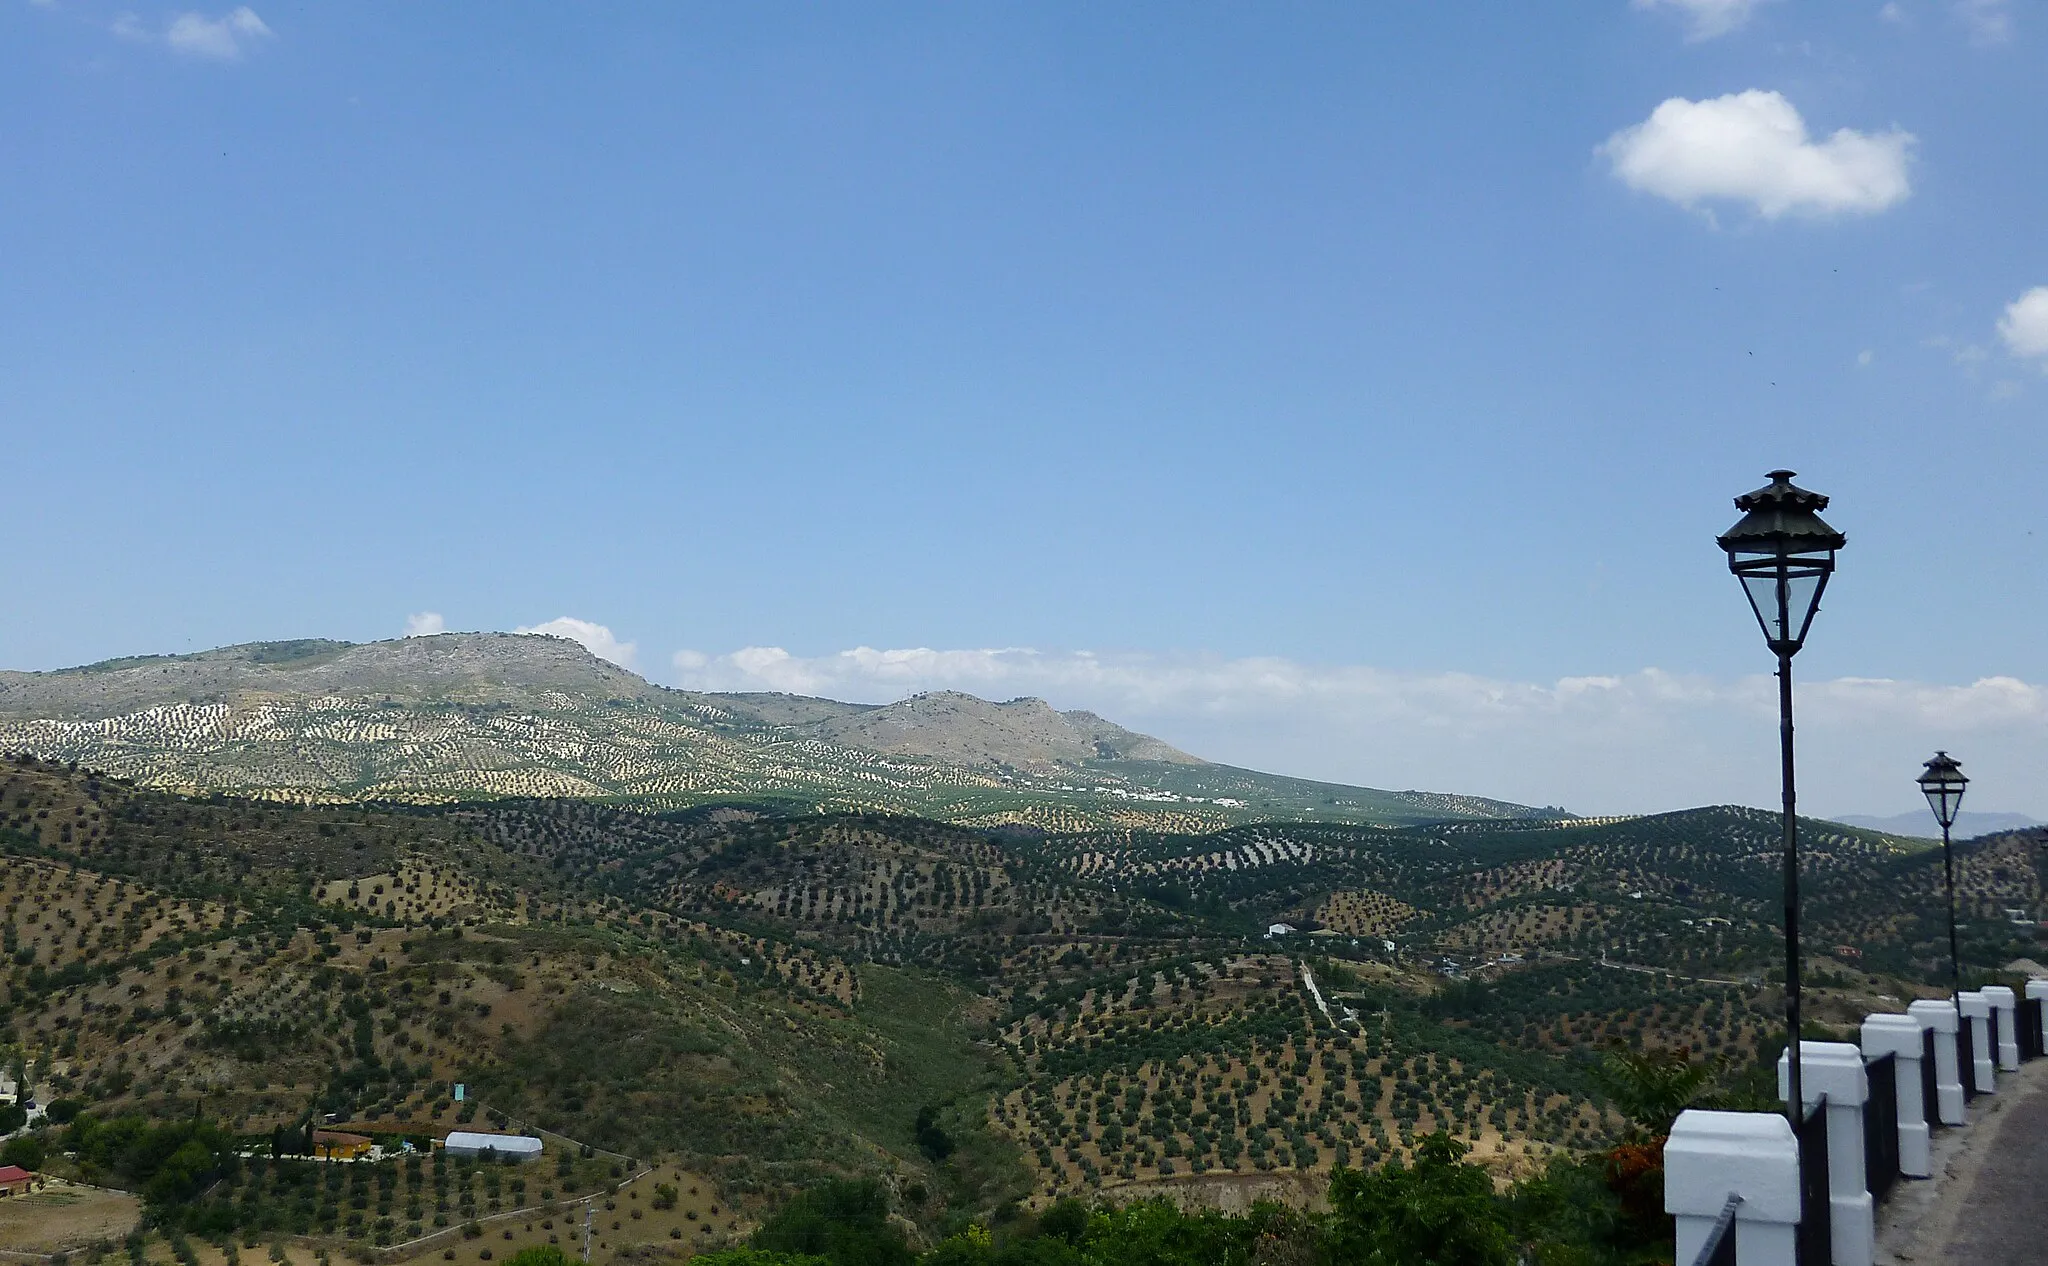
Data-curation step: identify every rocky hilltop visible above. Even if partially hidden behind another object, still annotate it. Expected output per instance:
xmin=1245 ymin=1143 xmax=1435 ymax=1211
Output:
xmin=0 ymin=634 xmax=660 ymax=716
xmin=0 ymin=633 xmax=1548 ymax=829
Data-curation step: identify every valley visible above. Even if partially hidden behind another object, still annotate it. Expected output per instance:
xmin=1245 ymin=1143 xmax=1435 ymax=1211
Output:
xmin=1 ymin=746 xmax=2041 ymax=1262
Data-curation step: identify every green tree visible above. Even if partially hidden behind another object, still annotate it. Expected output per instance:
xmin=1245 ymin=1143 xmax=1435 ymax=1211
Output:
xmin=1036 ymin=1200 xmax=1089 ymax=1246
xmin=1593 ymin=1047 xmax=1713 ymax=1141
xmin=1325 ymin=1133 xmax=1513 ymax=1266
xmin=1075 ymin=1198 xmax=1261 ymax=1266
xmin=751 ymin=1179 xmax=913 ymax=1266
xmin=1 ymin=1135 xmax=45 ymax=1170
xmin=694 ymin=1251 xmax=830 ymax=1266
xmin=1504 ymin=1153 xmax=1630 ymax=1266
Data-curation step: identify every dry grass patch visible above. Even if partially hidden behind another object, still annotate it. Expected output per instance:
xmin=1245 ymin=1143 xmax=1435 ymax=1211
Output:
xmin=0 ymin=1180 xmax=143 ymax=1253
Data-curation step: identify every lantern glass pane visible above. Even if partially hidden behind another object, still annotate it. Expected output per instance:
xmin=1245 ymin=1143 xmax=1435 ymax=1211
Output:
xmin=1782 ymin=570 xmax=1823 ymax=643
xmin=1739 ymin=572 xmax=1782 ymax=644
xmin=1921 ymin=782 xmax=1964 ymax=827
xmin=1737 ymin=564 xmax=1825 ymax=650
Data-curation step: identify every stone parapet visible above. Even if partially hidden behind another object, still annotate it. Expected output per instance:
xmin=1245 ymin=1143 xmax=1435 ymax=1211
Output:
xmin=1666 ymin=1110 xmax=1800 ymax=1266
xmin=1778 ymin=1041 xmax=1873 ymax=1266
xmin=1980 ymin=985 xmax=2019 ymax=1070
xmin=1907 ymin=999 xmax=1966 ymax=1126
xmin=1861 ymin=1013 xmax=1931 ymax=1178
xmin=1959 ymin=991 xmax=1996 ymax=1094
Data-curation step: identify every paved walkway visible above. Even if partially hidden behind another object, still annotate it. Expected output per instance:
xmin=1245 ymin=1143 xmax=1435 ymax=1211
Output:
xmin=1876 ymin=1055 xmax=2048 ymax=1264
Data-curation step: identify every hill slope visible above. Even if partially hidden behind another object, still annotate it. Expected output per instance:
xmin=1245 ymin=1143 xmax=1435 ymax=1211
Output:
xmin=6 ymin=754 xmax=2039 ymax=1244
xmin=0 ymin=634 xmax=1550 ymax=829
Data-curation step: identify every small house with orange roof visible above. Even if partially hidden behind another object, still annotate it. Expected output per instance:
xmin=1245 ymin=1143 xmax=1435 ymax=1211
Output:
xmin=313 ymin=1130 xmax=374 ymax=1160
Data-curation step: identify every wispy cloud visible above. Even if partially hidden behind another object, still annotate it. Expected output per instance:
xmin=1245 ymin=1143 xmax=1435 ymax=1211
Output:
xmin=1600 ymin=90 xmax=1913 ymax=220
xmin=111 ymin=7 xmax=274 ymax=60
xmin=1997 ymin=286 xmax=2048 ymax=366
xmin=1632 ymin=0 xmax=1773 ymax=41
xmin=668 ymin=644 xmax=2048 ymax=817
xmin=1955 ymin=0 xmax=2013 ymax=44
xmin=517 ymin=616 xmax=638 ymax=670
xmin=403 ymin=612 xmax=447 ymax=638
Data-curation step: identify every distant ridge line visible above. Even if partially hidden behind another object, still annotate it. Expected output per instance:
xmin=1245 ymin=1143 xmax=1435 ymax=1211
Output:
xmin=0 ymin=633 xmax=1558 ymax=831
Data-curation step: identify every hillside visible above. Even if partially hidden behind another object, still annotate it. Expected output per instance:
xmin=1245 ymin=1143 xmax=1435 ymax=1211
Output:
xmin=0 ymin=634 xmax=1551 ymax=830
xmin=5 ymin=752 xmax=2042 ymax=1263
xmin=0 ymin=758 xmax=1026 ymax=1234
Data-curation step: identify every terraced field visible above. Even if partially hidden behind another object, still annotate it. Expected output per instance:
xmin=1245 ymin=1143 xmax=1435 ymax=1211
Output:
xmin=3 ymin=751 xmax=2042 ymax=1254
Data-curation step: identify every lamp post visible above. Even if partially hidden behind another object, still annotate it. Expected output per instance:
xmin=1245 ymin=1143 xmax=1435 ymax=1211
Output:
xmin=1918 ymin=751 xmax=1969 ymax=1006
xmin=1718 ymin=470 xmax=1845 ymax=1122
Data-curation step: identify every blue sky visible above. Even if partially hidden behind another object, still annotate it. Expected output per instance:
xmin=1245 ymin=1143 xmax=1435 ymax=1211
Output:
xmin=4 ymin=1 xmax=2044 ymax=816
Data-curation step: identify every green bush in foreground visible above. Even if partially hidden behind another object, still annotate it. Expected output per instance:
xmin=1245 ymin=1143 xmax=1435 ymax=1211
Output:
xmin=746 ymin=1133 xmax=1669 ymax=1266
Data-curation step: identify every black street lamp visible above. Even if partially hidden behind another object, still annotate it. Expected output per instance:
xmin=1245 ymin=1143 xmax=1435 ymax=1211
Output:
xmin=1718 ymin=470 xmax=1846 ymax=1122
xmin=1918 ymin=751 xmax=1969 ymax=1006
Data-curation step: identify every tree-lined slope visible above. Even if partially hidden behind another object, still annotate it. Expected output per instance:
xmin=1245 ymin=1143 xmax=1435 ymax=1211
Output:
xmin=0 ymin=635 xmax=1552 ymax=830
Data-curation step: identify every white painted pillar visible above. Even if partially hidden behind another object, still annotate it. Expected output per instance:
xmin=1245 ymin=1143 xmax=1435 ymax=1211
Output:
xmin=1860 ymin=1013 xmax=1931 ymax=1178
xmin=1907 ymin=999 xmax=1965 ymax=1126
xmin=1666 ymin=1109 xmax=1800 ymax=1266
xmin=1779 ymin=1041 xmax=1873 ymax=1266
xmin=1958 ymin=990 xmax=1995 ymax=1093
xmin=1980 ymin=985 xmax=2020 ymax=1070
xmin=2028 ymin=979 xmax=2048 ymax=1051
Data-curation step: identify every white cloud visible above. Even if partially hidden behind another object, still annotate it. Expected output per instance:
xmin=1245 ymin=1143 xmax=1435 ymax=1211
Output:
xmin=403 ymin=612 xmax=447 ymax=638
xmin=1599 ymin=90 xmax=1914 ymax=219
xmin=516 ymin=617 xmax=638 ymax=670
xmin=1956 ymin=0 xmax=2012 ymax=44
xmin=1632 ymin=0 xmax=1772 ymax=41
xmin=668 ymin=644 xmax=2048 ymax=817
xmin=1857 ymin=349 xmax=1874 ymax=367
xmin=1997 ymin=287 xmax=2048 ymax=363
xmin=162 ymin=8 xmax=272 ymax=60
xmin=1880 ymin=2 xmax=1909 ymax=24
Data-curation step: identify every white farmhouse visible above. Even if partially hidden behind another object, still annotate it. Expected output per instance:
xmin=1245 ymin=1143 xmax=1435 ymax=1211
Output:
xmin=1265 ymin=923 xmax=1296 ymax=938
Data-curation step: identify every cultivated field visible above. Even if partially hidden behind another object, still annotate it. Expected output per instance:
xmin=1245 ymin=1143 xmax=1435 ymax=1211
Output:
xmin=0 ymin=1181 xmax=142 ymax=1254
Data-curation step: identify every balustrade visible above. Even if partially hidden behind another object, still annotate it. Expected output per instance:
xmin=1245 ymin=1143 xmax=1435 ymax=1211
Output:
xmin=1667 ymin=979 xmax=2046 ymax=1265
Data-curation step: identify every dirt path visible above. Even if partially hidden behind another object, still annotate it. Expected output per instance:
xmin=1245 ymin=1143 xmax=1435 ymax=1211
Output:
xmin=1875 ymin=1055 xmax=2048 ymax=1265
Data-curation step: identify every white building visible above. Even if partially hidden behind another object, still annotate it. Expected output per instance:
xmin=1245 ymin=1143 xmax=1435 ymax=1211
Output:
xmin=1266 ymin=923 xmax=1296 ymax=938
xmin=442 ymin=1131 xmax=543 ymax=1162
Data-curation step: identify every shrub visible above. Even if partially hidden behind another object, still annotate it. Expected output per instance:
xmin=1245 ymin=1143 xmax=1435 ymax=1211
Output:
xmin=0 ymin=1135 xmax=46 ymax=1171
xmin=749 ymin=1179 xmax=911 ymax=1266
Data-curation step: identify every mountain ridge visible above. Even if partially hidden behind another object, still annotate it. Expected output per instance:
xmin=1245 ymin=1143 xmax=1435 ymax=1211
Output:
xmin=0 ymin=633 xmax=1553 ymax=829
xmin=1825 ymin=809 xmax=2044 ymax=841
